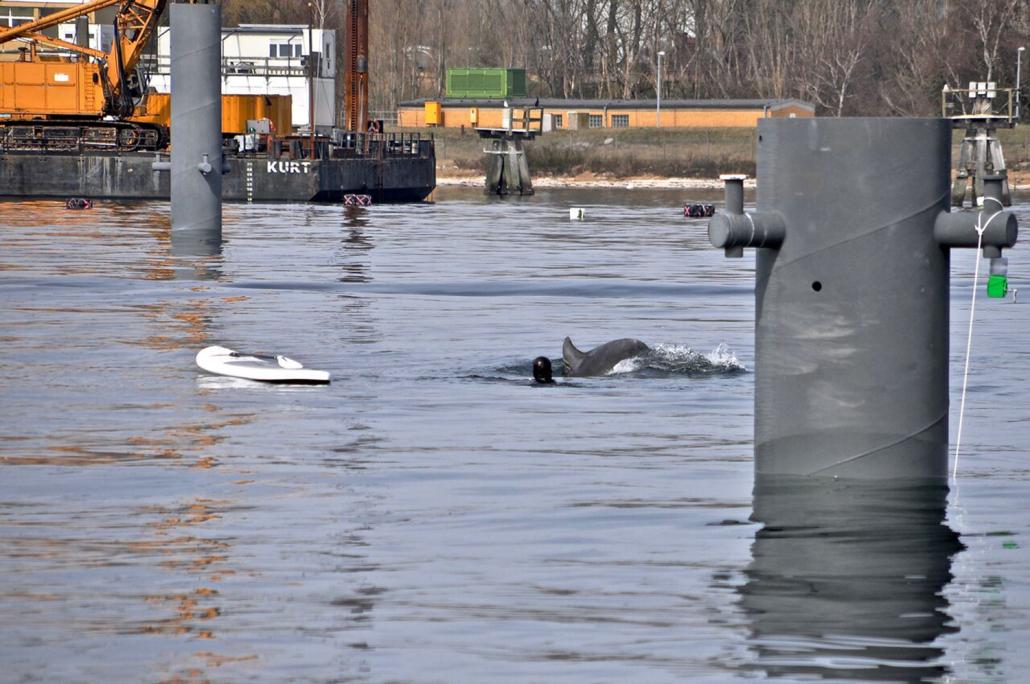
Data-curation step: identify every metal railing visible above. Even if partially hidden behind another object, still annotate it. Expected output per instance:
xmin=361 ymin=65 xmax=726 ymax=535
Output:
xmin=474 ymin=106 xmax=545 ymax=136
xmin=941 ymin=84 xmax=1017 ymax=127
xmin=331 ymin=131 xmax=434 ymax=159
xmin=369 ymin=110 xmax=399 ymax=126
xmin=233 ymin=131 xmax=434 ymax=161
xmin=141 ymin=55 xmax=308 ymax=78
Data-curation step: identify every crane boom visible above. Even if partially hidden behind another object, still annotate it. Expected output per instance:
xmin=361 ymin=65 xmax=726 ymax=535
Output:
xmin=20 ymin=32 xmax=107 ymax=61
xmin=103 ymin=0 xmax=167 ymax=115
xmin=0 ymin=0 xmax=166 ymax=112
xmin=0 ymin=0 xmax=122 ymax=45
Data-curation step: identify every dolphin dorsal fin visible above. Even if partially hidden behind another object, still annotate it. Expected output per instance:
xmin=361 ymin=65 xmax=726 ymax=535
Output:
xmin=563 ymin=337 xmax=586 ymax=371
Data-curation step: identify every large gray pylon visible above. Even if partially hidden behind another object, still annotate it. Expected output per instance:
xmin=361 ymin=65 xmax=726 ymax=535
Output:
xmin=708 ymin=118 xmax=1018 ymax=481
xmin=170 ymin=2 xmax=222 ymax=249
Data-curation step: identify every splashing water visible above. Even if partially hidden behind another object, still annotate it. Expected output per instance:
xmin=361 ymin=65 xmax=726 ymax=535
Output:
xmin=608 ymin=357 xmax=645 ymax=374
xmin=607 ymin=342 xmax=746 ymax=377
xmin=485 ymin=343 xmax=747 ymax=381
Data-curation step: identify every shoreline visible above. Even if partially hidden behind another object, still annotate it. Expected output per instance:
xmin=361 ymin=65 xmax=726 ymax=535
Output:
xmin=436 ymin=170 xmax=1030 ymax=191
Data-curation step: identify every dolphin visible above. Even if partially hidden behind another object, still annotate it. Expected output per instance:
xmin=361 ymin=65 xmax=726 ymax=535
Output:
xmin=562 ymin=336 xmax=651 ymax=377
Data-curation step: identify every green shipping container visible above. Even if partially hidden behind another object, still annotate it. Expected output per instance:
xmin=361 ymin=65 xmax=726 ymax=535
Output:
xmin=446 ymin=68 xmax=527 ymax=99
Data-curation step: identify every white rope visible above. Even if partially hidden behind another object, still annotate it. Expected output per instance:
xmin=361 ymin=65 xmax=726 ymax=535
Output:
xmin=953 ymin=199 xmax=1005 ymax=482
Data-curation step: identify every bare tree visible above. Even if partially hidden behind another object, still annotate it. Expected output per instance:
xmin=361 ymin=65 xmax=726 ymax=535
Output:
xmin=792 ymin=0 xmax=877 ymax=117
xmin=224 ymin=0 xmax=1030 ymax=116
xmin=310 ymin=0 xmax=335 ymax=29
xmin=967 ymin=0 xmax=1022 ymax=81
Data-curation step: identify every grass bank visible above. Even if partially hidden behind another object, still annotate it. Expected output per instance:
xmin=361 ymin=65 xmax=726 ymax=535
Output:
xmin=407 ymin=125 xmax=1030 ymax=181
xmin=421 ymin=127 xmax=757 ymax=179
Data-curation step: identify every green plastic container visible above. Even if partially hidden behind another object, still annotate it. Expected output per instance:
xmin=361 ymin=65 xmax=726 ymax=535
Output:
xmin=987 ymin=274 xmax=1008 ymax=298
xmin=446 ymin=68 xmax=527 ymax=99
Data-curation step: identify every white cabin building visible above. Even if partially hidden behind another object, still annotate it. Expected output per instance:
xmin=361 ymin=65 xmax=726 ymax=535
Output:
xmin=52 ymin=20 xmax=337 ymax=131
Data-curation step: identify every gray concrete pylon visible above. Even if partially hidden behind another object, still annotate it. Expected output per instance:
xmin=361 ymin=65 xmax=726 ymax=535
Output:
xmin=708 ymin=118 xmax=1019 ymax=481
xmin=170 ymin=2 xmax=222 ymax=250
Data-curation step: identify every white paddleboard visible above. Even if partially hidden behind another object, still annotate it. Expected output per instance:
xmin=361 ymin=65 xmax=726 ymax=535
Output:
xmin=196 ymin=346 xmax=331 ymax=384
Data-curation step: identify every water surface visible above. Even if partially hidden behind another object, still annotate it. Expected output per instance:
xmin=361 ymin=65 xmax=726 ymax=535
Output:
xmin=1 ymin=188 xmax=1028 ymax=682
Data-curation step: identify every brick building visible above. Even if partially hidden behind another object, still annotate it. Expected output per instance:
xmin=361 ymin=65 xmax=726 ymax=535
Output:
xmin=398 ymin=97 xmax=815 ymax=130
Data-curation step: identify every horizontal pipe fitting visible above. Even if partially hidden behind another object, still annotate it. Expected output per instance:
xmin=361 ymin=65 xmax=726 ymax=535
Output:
xmin=934 ymin=209 xmax=1018 ymax=255
xmin=709 ymin=210 xmax=787 ymax=254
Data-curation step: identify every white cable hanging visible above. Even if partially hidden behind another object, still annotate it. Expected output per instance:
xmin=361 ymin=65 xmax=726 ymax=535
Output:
xmin=952 ymin=198 xmax=1005 ymax=482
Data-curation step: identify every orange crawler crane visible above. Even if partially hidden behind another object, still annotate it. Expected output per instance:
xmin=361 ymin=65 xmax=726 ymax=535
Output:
xmin=0 ymin=0 xmax=168 ymax=151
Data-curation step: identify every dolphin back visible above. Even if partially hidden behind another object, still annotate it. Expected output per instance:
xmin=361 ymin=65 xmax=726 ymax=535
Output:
xmin=563 ymin=337 xmax=586 ymax=375
xmin=563 ymin=337 xmax=650 ymax=376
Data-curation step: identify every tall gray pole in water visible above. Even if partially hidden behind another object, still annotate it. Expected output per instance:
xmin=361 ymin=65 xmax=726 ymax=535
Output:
xmin=708 ymin=118 xmax=1018 ymax=481
xmin=170 ymin=1 xmax=222 ymax=249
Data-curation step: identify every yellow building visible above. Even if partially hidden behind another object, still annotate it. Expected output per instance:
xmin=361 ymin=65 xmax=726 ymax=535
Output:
xmin=398 ymin=97 xmax=815 ymax=130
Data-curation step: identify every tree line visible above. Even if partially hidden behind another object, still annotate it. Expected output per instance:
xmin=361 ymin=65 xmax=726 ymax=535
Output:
xmin=223 ymin=0 xmax=1029 ymax=118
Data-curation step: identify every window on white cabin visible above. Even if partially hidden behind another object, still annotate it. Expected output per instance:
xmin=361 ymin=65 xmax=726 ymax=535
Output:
xmin=268 ymin=41 xmax=302 ymax=59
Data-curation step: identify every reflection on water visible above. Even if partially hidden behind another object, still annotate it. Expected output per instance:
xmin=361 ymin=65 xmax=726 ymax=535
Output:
xmin=339 ymin=206 xmax=372 ymax=283
xmin=171 ymin=225 xmax=223 ymax=259
xmin=741 ymin=475 xmax=963 ymax=682
xmin=169 ymin=222 xmax=224 ymax=281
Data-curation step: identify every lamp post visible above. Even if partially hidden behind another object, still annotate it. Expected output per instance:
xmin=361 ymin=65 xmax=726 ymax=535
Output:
xmin=657 ymin=50 xmax=665 ymax=128
xmin=1017 ymin=46 xmax=1026 ymax=121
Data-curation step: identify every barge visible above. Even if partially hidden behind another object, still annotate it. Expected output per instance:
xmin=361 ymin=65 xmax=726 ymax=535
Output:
xmin=0 ymin=131 xmax=436 ymax=203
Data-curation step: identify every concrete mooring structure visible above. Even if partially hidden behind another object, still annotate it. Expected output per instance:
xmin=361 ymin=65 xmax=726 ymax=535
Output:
xmin=477 ymin=106 xmax=543 ymax=196
xmin=708 ymin=117 xmax=1018 ymax=481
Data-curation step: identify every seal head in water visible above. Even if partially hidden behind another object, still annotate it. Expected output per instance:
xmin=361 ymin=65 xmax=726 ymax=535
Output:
xmin=533 ymin=356 xmax=555 ymax=384
xmin=562 ymin=337 xmax=650 ymax=377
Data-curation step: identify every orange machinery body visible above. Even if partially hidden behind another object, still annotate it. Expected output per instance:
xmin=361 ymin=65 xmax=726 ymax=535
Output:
xmin=0 ymin=59 xmax=105 ymax=118
xmin=0 ymin=0 xmax=169 ymax=151
xmin=131 ymin=93 xmax=293 ymax=135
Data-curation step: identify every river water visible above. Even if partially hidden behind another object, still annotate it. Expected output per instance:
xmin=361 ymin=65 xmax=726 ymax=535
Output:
xmin=1 ymin=188 xmax=1028 ymax=683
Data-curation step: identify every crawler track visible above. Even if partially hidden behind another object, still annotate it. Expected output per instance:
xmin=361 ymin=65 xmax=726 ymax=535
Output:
xmin=0 ymin=120 xmax=167 ymax=152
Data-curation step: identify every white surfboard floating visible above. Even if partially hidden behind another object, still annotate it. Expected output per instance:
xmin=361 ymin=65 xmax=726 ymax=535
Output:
xmin=195 ymin=345 xmax=331 ymax=384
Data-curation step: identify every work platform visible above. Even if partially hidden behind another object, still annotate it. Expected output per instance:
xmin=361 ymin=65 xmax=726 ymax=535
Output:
xmin=942 ymin=81 xmax=1020 ymax=206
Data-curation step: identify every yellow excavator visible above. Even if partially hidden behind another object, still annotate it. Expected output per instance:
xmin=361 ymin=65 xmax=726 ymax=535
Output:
xmin=0 ymin=0 xmax=168 ymax=151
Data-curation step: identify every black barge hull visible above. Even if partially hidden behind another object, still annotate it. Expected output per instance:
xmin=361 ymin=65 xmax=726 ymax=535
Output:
xmin=0 ymin=150 xmax=436 ymax=203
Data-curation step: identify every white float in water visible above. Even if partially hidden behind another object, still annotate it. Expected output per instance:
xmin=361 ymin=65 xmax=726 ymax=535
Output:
xmin=569 ymin=207 xmax=585 ymax=220
xmin=196 ymin=345 xmax=330 ymax=384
